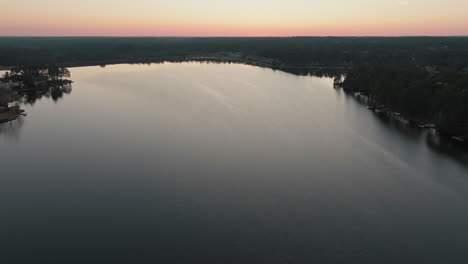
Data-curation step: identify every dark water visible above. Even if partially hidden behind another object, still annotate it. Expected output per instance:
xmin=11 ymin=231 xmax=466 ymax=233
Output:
xmin=1 ymin=63 xmax=468 ymax=264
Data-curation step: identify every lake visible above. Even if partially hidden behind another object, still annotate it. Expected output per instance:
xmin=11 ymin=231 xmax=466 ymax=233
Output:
xmin=1 ymin=62 xmax=468 ymax=263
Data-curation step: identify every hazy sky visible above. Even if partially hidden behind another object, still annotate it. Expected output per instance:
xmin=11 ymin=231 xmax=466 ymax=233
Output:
xmin=2 ymin=0 xmax=468 ymax=36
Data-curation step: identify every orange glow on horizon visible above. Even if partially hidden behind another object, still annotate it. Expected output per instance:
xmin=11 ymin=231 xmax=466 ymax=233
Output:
xmin=2 ymin=0 xmax=468 ymax=36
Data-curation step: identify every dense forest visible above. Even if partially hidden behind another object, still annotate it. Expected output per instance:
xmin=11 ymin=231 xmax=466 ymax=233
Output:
xmin=1 ymin=37 xmax=468 ymax=137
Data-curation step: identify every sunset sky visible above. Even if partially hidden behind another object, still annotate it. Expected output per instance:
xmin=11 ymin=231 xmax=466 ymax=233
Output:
xmin=2 ymin=0 xmax=468 ymax=36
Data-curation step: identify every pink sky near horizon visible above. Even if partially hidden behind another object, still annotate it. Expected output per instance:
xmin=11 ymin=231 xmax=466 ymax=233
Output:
xmin=2 ymin=0 xmax=468 ymax=36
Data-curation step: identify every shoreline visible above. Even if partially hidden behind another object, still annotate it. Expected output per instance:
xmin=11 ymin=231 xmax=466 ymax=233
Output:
xmin=352 ymin=92 xmax=468 ymax=144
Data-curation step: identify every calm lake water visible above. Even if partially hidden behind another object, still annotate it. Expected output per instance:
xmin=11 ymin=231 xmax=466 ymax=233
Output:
xmin=1 ymin=62 xmax=468 ymax=263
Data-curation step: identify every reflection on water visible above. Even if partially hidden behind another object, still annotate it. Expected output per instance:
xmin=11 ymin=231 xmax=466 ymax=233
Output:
xmin=18 ymin=83 xmax=72 ymax=105
xmin=1 ymin=62 xmax=468 ymax=263
xmin=348 ymin=91 xmax=468 ymax=163
xmin=0 ymin=83 xmax=72 ymax=138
